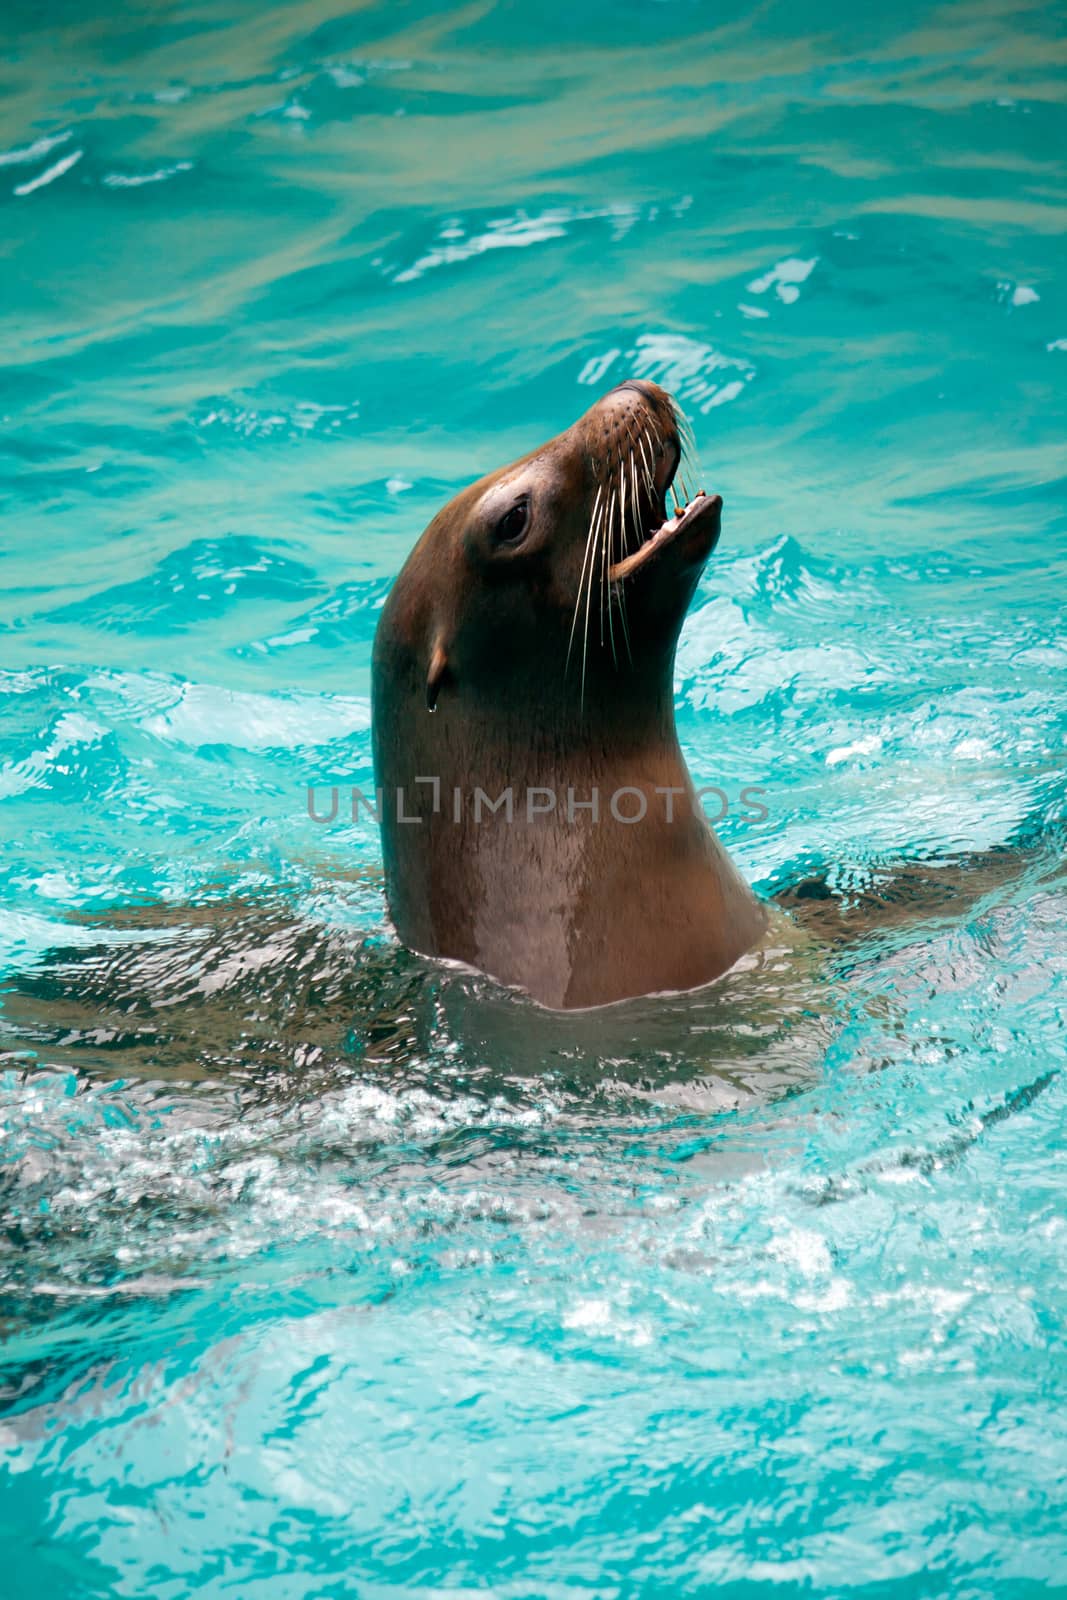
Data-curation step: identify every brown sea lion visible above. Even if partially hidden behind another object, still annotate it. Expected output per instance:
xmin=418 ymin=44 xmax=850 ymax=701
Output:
xmin=372 ymin=380 xmax=769 ymax=1008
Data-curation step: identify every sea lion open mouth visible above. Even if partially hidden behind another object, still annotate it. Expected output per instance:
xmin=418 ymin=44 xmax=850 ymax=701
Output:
xmin=608 ymin=488 xmax=723 ymax=582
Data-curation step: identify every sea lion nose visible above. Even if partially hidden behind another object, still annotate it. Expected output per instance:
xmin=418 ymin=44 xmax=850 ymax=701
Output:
xmin=599 ymin=378 xmax=676 ymax=435
xmin=594 ymin=379 xmax=681 ymax=493
xmin=610 ymin=378 xmax=669 ymax=405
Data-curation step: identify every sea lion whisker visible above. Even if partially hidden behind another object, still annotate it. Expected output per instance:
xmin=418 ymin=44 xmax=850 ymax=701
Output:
xmin=595 ymin=489 xmax=613 ymax=650
xmin=567 ymin=484 xmax=602 ymax=676
xmin=589 ymin=501 xmax=607 ymax=675
xmin=619 ymin=460 xmax=628 ymax=553
xmin=614 ymin=472 xmax=635 ymax=662
xmin=620 ymin=420 xmax=651 ymax=520
xmin=671 ymin=404 xmax=697 ymax=458
xmin=613 ymin=462 xmax=632 ymax=655
xmin=629 ymin=451 xmax=644 ymax=540
xmin=574 ymin=492 xmax=603 ymax=647
xmin=613 ymin=472 xmax=633 ymax=662
xmin=576 ymin=495 xmax=605 ymax=706
xmin=673 ymin=407 xmax=705 ymax=500
xmin=614 ymin=570 xmax=633 ymax=663
xmin=637 ymin=431 xmax=655 ymax=496
xmin=672 ymin=397 xmax=699 ymax=454
xmin=602 ymin=481 xmax=620 ymax=663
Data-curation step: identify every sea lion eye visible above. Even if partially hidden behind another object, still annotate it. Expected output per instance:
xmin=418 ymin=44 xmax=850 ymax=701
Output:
xmin=494 ymin=499 xmax=529 ymax=546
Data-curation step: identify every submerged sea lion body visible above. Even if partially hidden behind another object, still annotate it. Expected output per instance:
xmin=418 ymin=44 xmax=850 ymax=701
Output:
xmin=372 ymin=381 xmax=768 ymax=1009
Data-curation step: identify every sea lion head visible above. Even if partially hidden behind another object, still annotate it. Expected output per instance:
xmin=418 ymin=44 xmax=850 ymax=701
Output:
xmin=379 ymin=380 xmax=722 ymax=727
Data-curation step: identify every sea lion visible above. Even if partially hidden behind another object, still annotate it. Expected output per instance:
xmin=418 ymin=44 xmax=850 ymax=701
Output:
xmin=372 ymin=380 xmax=769 ymax=1009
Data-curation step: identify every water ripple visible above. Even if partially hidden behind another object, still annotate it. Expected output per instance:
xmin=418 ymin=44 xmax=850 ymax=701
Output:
xmin=1 ymin=0 xmax=1065 ymax=1587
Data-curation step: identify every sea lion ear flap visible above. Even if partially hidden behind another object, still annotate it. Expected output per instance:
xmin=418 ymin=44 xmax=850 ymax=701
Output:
xmin=426 ymin=640 xmax=449 ymax=712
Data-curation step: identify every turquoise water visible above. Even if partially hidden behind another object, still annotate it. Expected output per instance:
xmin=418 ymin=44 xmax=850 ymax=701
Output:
xmin=2 ymin=0 xmax=1066 ymax=1591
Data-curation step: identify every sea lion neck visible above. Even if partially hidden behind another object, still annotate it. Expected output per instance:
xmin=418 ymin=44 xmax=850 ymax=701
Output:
xmin=453 ymin=642 xmax=682 ymax=762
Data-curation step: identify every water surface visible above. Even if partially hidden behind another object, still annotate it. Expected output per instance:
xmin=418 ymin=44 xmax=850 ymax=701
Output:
xmin=1 ymin=1 xmax=1066 ymax=1593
